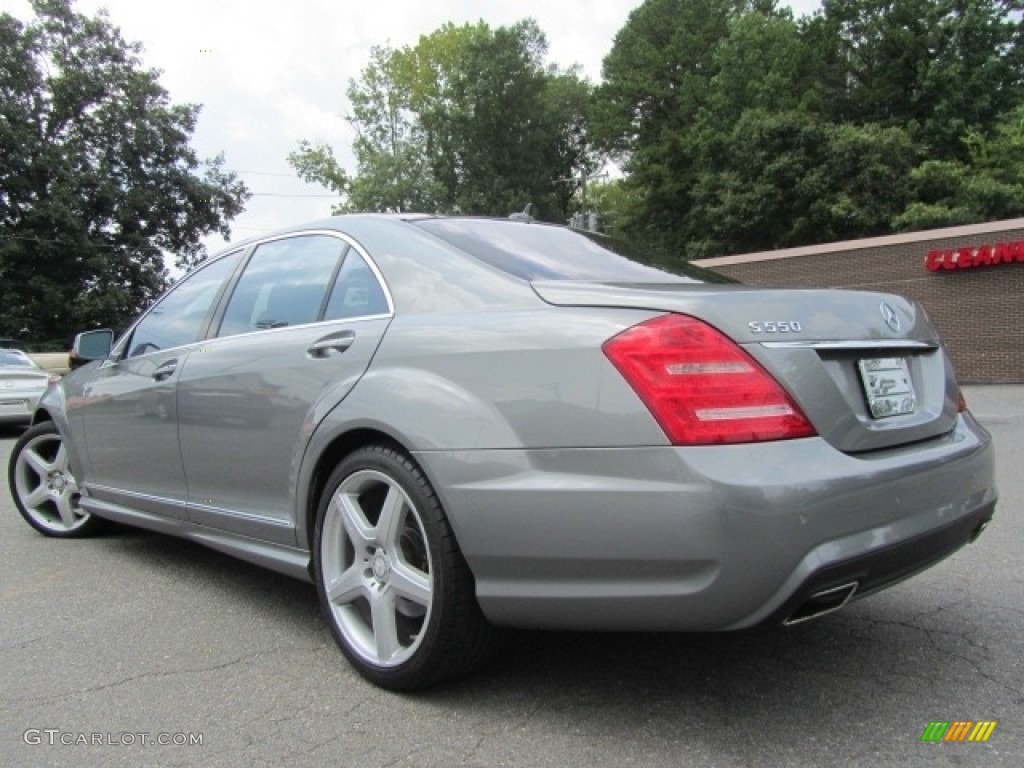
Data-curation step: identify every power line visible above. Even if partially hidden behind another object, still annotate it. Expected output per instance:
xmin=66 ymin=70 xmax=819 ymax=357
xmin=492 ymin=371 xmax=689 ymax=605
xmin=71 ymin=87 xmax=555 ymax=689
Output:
xmin=235 ymin=170 xmax=300 ymax=177
xmin=247 ymin=193 xmax=339 ymax=199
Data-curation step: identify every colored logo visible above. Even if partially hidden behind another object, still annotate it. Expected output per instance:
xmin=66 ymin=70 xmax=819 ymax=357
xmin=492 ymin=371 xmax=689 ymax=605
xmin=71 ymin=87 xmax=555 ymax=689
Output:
xmin=920 ymin=721 xmax=997 ymax=742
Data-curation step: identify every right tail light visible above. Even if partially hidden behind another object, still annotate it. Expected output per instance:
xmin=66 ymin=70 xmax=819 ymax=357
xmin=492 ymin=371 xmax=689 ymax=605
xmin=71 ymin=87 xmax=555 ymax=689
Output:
xmin=603 ymin=314 xmax=817 ymax=445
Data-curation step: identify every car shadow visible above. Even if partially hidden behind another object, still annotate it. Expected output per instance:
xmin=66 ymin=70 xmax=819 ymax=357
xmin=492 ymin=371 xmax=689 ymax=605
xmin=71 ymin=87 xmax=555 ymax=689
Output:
xmin=87 ymin=525 xmax=321 ymax=629
xmin=81 ymin=525 xmax=984 ymax=725
xmin=0 ymin=424 xmax=28 ymax=440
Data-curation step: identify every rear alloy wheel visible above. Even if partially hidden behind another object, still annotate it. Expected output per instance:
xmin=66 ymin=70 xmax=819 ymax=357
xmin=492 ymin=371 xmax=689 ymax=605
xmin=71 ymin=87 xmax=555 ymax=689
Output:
xmin=314 ymin=444 xmax=499 ymax=690
xmin=9 ymin=422 xmax=102 ymax=537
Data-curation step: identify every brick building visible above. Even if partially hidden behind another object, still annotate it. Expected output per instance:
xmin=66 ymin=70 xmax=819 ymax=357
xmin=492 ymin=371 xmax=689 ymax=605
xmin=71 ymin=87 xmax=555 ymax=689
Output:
xmin=693 ymin=219 xmax=1024 ymax=384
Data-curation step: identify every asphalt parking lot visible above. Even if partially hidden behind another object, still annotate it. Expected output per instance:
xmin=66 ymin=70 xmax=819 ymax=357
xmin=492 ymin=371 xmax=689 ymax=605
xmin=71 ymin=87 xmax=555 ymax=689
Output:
xmin=1 ymin=386 xmax=1021 ymax=768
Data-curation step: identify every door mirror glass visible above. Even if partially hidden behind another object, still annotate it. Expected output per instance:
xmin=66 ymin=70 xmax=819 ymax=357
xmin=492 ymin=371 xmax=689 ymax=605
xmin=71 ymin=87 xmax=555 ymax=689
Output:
xmin=71 ymin=329 xmax=114 ymax=367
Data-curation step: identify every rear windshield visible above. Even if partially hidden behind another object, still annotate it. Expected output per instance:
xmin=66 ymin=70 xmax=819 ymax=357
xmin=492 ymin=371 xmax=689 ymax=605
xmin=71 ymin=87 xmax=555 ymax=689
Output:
xmin=413 ymin=218 xmax=734 ymax=283
xmin=0 ymin=351 xmax=33 ymax=367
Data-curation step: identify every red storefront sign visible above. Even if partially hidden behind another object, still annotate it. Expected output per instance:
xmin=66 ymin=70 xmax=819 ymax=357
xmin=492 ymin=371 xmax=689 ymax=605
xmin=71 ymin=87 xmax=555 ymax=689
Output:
xmin=925 ymin=241 xmax=1024 ymax=271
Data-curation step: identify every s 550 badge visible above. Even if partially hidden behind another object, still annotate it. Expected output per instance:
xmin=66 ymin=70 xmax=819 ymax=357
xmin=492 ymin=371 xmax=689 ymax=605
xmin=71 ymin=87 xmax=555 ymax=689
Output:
xmin=748 ymin=321 xmax=802 ymax=334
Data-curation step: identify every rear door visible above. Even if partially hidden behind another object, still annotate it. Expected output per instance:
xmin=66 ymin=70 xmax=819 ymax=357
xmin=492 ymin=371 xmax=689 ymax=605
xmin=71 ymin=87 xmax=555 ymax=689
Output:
xmin=177 ymin=232 xmax=392 ymax=544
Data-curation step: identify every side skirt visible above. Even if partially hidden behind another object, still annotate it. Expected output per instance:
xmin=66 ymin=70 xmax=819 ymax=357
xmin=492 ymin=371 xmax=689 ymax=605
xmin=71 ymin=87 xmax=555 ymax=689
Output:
xmin=79 ymin=496 xmax=314 ymax=583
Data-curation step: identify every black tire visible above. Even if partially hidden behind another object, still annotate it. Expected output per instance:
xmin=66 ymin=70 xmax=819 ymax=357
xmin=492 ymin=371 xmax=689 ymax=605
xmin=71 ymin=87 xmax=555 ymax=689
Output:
xmin=313 ymin=443 xmax=500 ymax=690
xmin=8 ymin=422 xmax=104 ymax=538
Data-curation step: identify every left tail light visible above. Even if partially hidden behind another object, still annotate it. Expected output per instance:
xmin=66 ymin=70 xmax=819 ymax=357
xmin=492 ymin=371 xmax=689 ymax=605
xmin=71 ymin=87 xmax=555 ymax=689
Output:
xmin=603 ymin=314 xmax=817 ymax=445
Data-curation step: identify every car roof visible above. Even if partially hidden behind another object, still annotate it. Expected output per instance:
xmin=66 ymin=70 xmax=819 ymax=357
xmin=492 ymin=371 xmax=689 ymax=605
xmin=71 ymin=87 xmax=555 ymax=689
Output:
xmin=208 ymin=213 xmax=527 ymax=257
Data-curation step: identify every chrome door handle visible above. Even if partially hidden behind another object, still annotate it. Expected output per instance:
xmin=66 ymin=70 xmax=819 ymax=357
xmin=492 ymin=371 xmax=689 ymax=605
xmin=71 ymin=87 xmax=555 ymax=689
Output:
xmin=307 ymin=331 xmax=356 ymax=358
xmin=152 ymin=360 xmax=178 ymax=381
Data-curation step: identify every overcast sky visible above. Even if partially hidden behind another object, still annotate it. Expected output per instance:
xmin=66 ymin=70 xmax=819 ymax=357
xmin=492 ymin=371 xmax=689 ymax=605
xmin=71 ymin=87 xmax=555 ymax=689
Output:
xmin=1 ymin=0 xmax=821 ymax=254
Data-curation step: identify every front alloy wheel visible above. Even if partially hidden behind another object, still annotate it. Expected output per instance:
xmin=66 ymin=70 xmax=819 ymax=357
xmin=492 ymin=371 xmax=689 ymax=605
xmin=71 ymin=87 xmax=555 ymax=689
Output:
xmin=9 ymin=422 xmax=102 ymax=537
xmin=314 ymin=444 xmax=499 ymax=690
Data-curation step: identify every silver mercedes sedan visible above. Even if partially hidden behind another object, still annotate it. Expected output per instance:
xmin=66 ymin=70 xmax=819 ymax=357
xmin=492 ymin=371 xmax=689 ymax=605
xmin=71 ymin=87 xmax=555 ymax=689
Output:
xmin=7 ymin=215 xmax=997 ymax=690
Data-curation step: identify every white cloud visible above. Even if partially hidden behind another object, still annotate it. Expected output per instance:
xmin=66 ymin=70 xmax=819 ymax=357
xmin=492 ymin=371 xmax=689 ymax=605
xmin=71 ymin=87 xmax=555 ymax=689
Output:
xmin=0 ymin=0 xmax=822 ymax=254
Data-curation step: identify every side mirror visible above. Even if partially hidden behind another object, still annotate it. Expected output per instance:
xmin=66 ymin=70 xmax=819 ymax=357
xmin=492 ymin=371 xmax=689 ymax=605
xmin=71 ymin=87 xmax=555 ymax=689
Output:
xmin=70 ymin=329 xmax=114 ymax=369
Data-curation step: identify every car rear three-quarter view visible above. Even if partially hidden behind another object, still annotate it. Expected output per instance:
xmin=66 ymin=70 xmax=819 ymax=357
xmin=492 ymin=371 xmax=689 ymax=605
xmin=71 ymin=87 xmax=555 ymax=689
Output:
xmin=8 ymin=214 xmax=997 ymax=690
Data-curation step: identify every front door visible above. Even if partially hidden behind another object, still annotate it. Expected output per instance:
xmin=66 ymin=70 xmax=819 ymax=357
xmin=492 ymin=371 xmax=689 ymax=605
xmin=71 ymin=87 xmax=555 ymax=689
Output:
xmin=71 ymin=250 xmax=243 ymax=519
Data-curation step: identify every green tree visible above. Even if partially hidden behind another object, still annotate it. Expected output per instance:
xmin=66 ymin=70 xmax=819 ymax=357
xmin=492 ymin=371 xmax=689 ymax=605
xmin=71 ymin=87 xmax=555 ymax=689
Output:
xmin=591 ymin=0 xmax=791 ymax=252
xmin=707 ymin=6 xmax=815 ymax=124
xmin=593 ymin=0 xmax=1023 ymax=256
xmin=0 ymin=0 xmax=249 ymax=344
xmin=347 ymin=42 xmax=441 ymax=213
xmin=584 ymin=178 xmax=645 ymax=240
xmin=895 ymin=105 xmax=1024 ymax=230
xmin=807 ymin=0 xmax=1024 ymax=159
xmin=290 ymin=20 xmax=598 ymax=221
xmin=287 ymin=140 xmax=351 ymax=206
xmin=689 ymin=111 xmax=917 ymax=255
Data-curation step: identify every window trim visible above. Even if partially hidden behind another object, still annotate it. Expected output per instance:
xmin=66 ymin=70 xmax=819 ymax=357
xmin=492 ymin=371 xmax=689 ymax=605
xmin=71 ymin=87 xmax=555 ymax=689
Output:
xmin=207 ymin=230 xmax=395 ymax=340
xmin=112 ymin=230 xmax=396 ymax=360
xmin=318 ymin=244 xmax=351 ymax=320
xmin=113 ymin=248 xmax=247 ymax=361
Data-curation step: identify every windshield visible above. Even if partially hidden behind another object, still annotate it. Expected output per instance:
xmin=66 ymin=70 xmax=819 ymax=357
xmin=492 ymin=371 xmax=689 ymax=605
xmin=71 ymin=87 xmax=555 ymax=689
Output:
xmin=413 ymin=218 xmax=735 ymax=283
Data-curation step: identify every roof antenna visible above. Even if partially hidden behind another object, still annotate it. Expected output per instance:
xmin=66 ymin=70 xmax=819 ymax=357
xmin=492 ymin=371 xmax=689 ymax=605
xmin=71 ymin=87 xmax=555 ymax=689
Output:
xmin=509 ymin=203 xmax=533 ymax=222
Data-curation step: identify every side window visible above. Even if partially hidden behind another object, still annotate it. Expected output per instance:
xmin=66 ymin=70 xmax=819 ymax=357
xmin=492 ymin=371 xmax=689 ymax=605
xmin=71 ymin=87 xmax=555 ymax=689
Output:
xmin=126 ymin=251 xmax=242 ymax=357
xmin=324 ymin=251 xmax=390 ymax=320
xmin=218 ymin=235 xmax=345 ymax=337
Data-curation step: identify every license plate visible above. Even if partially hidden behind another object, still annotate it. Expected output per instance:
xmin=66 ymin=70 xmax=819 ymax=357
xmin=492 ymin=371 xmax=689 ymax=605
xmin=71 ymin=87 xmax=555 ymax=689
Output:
xmin=0 ymin=399 xmax=28 ymax=409
xmin=858 ymin=358 xmax=916 ymax=418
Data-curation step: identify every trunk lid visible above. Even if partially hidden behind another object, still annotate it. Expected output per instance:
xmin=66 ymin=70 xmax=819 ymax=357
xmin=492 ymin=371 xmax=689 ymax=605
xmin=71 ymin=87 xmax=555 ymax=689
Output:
xmin=532 ymin=280 xmax=958 ymax=453
xmin=0 ymin=371 xmax=49 ymax=386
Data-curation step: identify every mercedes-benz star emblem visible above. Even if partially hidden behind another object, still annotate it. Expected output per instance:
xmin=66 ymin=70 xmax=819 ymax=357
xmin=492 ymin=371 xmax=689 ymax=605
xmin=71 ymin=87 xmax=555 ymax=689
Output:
xmin=880 ymin=302 xmax=901 ymax=333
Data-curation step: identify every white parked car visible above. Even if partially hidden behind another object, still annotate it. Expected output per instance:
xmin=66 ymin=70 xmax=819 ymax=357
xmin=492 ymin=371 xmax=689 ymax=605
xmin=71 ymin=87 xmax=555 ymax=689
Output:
xmin=0 ymin=348 xmax=56 ymax=425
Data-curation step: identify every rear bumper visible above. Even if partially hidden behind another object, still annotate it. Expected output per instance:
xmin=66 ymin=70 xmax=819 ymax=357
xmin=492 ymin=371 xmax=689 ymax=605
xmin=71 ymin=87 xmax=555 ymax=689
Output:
xmin=0 ymin=410 xmax=34 ymax=424
xmin=0 ymin=395 xmax=41 ymax=424
xmin=416 ymin=413 xmax=996 ymax=631
xmin=751 ymin=498 xmax=994 ymax=628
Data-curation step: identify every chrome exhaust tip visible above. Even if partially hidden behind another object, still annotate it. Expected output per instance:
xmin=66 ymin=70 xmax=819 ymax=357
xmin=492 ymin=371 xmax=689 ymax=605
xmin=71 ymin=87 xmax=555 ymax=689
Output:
xmin=784 ymin=581 xmax=859 ymax=626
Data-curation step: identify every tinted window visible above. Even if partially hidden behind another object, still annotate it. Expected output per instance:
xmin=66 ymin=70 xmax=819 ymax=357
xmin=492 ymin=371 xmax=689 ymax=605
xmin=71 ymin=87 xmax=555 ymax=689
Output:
xmin=126 ymin=251 xmax=242 ymax=357
xmin=324 ymin=251 xmax=390 ymax=320
xmin=413 ymin=218 xmax=734 ymax=283
xmin=218 ymin=235 xmax=346 ymax=337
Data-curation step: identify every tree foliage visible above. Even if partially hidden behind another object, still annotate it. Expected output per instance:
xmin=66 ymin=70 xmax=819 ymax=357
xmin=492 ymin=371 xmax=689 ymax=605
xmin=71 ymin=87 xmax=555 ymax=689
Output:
xmin=289 ymin=1 xmax=1023 ymax=256
xmin=0 ymin=0 xmax=249 ymax=344
xmin=895 ymin=105 xmax=1024 ymax=230
xmin=809 ymin=0 xmax=1024 ymax=159
xmin=290 ymin=20 xmax=599 ymax=221
xmin=689 ymin=112 xmax=918 ymax=255
xmin=590 ymin=0 xmax=1024 ymax=257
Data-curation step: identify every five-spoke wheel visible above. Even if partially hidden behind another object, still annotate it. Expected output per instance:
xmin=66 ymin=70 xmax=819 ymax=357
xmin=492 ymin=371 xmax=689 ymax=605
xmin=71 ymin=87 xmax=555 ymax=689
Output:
xmin=314 ymin=444 xmax=499 ymax=690
xmin=9 ymin=422 xmax=102 ymax=537
xmin=320 ymin=467 xmax=433 ymax=668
